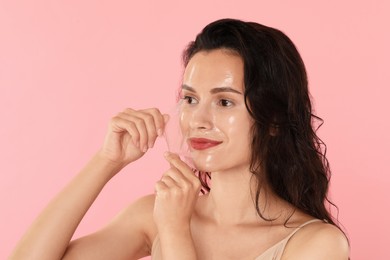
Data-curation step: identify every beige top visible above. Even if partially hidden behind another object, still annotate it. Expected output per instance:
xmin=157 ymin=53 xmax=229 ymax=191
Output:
xmin=151 ymin=219 xmax=322 ymax=260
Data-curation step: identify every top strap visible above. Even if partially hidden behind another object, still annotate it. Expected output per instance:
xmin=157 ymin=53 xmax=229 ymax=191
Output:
xmin=284 ymin=219 xmax=323 ymax=241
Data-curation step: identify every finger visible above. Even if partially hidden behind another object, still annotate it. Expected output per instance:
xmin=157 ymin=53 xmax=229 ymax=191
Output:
xmin=155 ymin=179 xmax=182 ymax=197
xmin=160 ymin=174 xmax=179 ymax=188
xmin=154 ymin=180 xmax=169 ymax=194
xmin=137 ymin=111 xmax=159 ymax=149
xmin=127 ymin=108 xmax=165 ymax=149
xmin=117 ymin=112 xmax=149 ymax=152
xmin=110 ymin=116 xmax=140 ymax=148
xmin=142 ymin=108 xmax=167 ymax=137
xmin=164 ymin=152 xmax=191 ymax=172
xmin=161 ymin=168 xmax=189 ymax=188
xmin=164 ymin=152 xmax=200 ymax=184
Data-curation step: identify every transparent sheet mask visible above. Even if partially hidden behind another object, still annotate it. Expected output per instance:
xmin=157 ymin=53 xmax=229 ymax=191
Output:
xmin=163 ymin=101 xmax=231 ymax=173
xmin=163 ymin=105 xmax=195 ymax=169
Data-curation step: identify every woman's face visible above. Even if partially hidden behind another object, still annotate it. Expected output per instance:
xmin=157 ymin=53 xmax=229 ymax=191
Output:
xmin=179 ymin=49 xmax=253 ymax=173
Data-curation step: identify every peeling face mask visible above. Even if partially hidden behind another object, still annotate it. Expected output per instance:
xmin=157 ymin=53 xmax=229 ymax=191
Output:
xmin=163 ymin=105 xmax=195 ymax=169
xmin=170 ymin=49 xmax=253 ymax=174
xmin=179 ymin=101 xmax=251 ymax=173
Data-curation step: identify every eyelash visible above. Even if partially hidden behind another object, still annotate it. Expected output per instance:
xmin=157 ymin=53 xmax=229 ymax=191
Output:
xmin=182 ymin=95 xmax=198 ymax=104
xmin=218 ymin=99 xmax=234 ymax=107
xmin=181 ymin=95 xmax=234 ymax=107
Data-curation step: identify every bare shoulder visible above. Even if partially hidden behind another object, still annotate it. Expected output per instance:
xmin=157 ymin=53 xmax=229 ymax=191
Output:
xmin=116 ymin=193 xmax=157 ymax=244
xmin=282 ymin=220 xmax=350 ymax=260
xmin=100 ymin=193 xmax=158 ymax=249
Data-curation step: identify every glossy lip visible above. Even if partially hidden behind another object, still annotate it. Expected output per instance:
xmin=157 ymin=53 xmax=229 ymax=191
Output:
xmin=188 ymin=137 xmax=222 ymax=150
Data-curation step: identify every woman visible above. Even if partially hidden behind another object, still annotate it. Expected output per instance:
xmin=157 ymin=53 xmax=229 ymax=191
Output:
xmin=11 ymin=18 xmax=349 ymax=259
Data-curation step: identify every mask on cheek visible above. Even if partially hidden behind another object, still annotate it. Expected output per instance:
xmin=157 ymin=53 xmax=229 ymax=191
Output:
xmin=163 ymin=105 xmax=195 ymax=169
xmin=179 ymin=105 xmax=248 ymax=173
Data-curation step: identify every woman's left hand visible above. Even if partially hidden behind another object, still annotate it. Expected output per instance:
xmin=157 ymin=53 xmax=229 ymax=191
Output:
xmin=153 ymin=152 xmax=201 ymax=232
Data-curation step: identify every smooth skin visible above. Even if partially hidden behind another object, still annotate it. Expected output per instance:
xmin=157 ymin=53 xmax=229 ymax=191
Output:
xmin=10 ymin=49 xmax=349 ymax=260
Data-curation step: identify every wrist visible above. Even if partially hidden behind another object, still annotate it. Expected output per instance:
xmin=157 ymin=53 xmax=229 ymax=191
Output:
xmin=158 ymin=223 xmax=192 ymax=238
xmin=90 ymin=152 xmax=125 ymax=180
xmin=158 ymin=225 xmax=197 ymax=260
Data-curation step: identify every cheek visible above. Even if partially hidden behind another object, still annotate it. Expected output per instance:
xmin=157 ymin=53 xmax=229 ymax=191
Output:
xmin=220 ymin=113 xmax=251 ymax=137
xmin=222 ymin=113 xmax=253 ymax=159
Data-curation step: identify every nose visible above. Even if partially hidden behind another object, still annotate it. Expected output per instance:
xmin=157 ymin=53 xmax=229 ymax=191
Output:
xmin=188 ymin=103 xmax=213 ymax=130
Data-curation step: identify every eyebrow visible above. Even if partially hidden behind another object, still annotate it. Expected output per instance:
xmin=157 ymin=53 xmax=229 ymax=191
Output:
xmin=181 ymin=84 xmax=242 ymax=95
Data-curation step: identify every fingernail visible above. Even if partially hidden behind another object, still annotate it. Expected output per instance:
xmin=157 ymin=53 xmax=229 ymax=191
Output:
xmin=143 ymin=146 xmax=148 ymax=152
xmin=157 ymin=129 xmax=163 ymax=137
xmin=149 ymin=142 xmax=154 ymax=148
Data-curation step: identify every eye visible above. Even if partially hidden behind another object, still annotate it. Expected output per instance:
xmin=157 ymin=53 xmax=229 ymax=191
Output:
xmin=183 ymin=95 xmax=198 ymax=104
xmin=218 ymin=99 xmax=233 ymax=107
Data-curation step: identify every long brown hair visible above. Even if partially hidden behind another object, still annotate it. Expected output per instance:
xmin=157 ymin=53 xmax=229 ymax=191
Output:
xmin=183 ymin=18 xmax=341 ymax=227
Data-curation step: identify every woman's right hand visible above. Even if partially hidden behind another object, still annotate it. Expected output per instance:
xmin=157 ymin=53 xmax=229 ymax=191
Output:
xmin=98 ymin=108 xmax=168 ymax=169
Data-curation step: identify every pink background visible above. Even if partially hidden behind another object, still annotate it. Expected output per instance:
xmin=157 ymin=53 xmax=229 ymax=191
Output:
xmin=1 ymin=1 xmax=389 ymax=259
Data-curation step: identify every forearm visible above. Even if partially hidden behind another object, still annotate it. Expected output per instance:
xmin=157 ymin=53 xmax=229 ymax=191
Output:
xmin=159 ymin=226 xmax=198 ymax=260
xmin=10 ymin=153 xmax=122 ymax=260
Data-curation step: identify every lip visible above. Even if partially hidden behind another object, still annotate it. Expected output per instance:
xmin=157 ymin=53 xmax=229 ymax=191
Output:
xmin=189 ymin=138 xmax=222 ymax=150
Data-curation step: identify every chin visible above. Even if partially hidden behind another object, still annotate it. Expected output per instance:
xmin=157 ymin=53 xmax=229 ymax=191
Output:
xmin=189 ymin=152 xmax=228 ymax=172
xmin=192 ymin=161 xmax=220 ymax=173
xmin=193 ymin=165 xmax=211 ymax=172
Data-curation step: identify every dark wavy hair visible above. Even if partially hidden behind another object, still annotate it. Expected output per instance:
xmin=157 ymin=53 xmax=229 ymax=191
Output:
xmin=182 ymin=18 xmax=339 ymax=226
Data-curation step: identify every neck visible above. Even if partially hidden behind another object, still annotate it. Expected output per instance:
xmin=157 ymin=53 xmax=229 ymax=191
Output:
xmin=203 ymin=167 xmax=258 ymax=225
xmin=200 ymin=167 xmax=293 ymax=226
